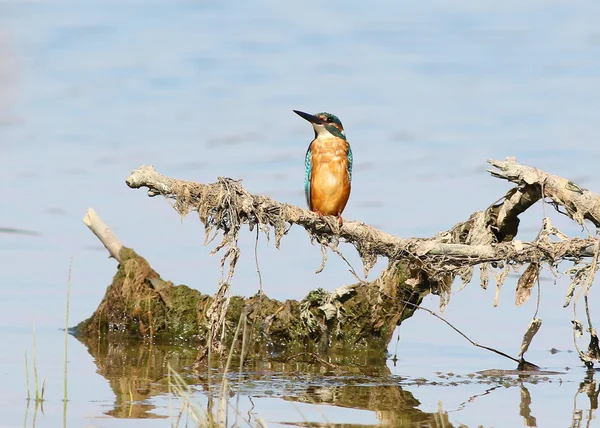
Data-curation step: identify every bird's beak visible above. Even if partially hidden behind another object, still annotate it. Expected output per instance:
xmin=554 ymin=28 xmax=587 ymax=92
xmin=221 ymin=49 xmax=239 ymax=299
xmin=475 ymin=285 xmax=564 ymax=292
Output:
xmin=293 ymin=110 xmax=325 ymax=125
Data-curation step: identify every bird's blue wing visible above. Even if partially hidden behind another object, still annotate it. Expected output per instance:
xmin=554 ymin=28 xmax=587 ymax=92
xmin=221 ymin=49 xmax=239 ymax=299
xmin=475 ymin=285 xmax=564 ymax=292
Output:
xmin=347 ymin=143 xmax=353 ymax=183
xmin=304 ymin=144 xmax=312 ymax=209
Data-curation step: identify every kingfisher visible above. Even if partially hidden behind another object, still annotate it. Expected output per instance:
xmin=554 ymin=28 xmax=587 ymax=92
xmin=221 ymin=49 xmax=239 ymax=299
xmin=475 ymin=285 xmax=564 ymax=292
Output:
xmin=293 ymin=109 xmax=353 ymax=224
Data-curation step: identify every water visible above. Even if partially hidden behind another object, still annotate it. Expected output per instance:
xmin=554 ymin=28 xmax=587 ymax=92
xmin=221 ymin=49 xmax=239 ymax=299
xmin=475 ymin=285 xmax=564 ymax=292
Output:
xmin=2 ymin=0 xmax=600 ymax=426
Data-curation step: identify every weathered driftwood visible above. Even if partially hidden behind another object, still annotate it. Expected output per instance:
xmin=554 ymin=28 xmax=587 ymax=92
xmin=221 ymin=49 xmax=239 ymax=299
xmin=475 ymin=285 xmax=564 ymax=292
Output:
xmin=76 ymin=157 xmax=600 ymax=367
xmin=124 ymin=158 xmax=599 ymax=281
xmin=83 ymin=208 xmax=123 ymax=261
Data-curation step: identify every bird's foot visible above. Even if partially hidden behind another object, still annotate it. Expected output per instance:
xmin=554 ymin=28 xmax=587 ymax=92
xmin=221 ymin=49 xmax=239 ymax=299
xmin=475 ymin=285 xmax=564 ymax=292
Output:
xmin=312 ymin=210 xmax=343 ymax=228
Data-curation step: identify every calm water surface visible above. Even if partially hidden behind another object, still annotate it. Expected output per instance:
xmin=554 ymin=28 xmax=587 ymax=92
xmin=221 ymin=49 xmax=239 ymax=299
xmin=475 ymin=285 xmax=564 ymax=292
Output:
xmin=2 ymin=0 xmax=600 ymax=426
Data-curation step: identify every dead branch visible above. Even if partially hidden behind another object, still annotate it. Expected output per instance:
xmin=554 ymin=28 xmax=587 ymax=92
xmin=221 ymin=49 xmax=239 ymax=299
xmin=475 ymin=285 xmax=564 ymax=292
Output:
xmin=83 ymin=207 xmax=124 ymax=262
xmin=400 ymin=300 xmax=539 ymax=370
xmin=125 ymin=160 xmax=598 ymax=276
xmin=489 ymin=157 xmax=600 ymax=227
xmin=81 ymin=208 xmax=173 ymax=306
xmin=68 ymin=156 xmax=600 ymax=367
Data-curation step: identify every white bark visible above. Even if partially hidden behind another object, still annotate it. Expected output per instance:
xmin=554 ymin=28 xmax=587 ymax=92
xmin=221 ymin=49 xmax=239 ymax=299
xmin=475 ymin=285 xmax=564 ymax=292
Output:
xmin=82 ymin=207 xmax=123 ymax=262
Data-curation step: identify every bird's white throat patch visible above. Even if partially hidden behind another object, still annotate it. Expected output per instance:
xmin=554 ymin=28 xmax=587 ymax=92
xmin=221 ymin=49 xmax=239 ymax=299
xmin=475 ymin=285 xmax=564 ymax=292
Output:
xmin=312 ymin=123 xmax=345 ymax=138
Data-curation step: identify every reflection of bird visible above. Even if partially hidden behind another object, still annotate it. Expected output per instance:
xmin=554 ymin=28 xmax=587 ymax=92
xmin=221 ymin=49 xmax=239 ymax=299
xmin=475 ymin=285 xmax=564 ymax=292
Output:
xmin=293 ymin=110 xmax=353 ymax=224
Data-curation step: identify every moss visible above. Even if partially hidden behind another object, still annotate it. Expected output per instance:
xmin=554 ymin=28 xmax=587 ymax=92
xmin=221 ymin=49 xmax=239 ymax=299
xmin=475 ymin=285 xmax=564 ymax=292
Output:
xmin=118 ymin=246 xmax=140 ymax=262
xmin=265 ymin=299 xmax=302 ymax=344
xmin=73 ymin=247 xmax=206 ymax=343
xmin=164 ymin=284 xmax=207 ymax=341
xmin=74 ymin=247 xmax=423 ymax=357
xmin=225 ymin=295 xmax=246 ymax=326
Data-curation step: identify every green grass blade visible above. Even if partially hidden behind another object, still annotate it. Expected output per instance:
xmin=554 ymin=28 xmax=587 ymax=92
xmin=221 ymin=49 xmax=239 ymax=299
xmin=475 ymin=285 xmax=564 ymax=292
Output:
xmin=32 ymin=321 xmax=40 ymax=402
xmin=25 ymin=350 xmax=30 ymax=401
xmin=63 ymin=257 xmax=73 ymax=403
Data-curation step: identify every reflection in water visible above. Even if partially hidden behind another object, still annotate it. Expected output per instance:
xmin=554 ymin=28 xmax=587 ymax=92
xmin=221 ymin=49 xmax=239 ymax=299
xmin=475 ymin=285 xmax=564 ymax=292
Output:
xmin=519 ymin=385 xmax=537 ymax=427
xmin=77 ymin=335 xmax=454 ymax=426
xmin=73 ymin=335 xmax=600 ymax=427
xmin=79 ymin=335 xmax=197 ymax=419
xmin=23 ymin=400 xmax=69 ymax=428
xmin=283 ymin=382 xmax=451 ymax=427
xmin=23 ymin=400 xmax=43 ymax=428
xmin=572 ymin=370 xmax=600 ymax=428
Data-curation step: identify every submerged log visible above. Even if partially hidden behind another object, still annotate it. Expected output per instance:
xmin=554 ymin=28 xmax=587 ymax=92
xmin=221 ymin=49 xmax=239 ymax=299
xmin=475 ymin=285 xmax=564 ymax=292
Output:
xmin=75 ymin=158 xmax=600 ymax=367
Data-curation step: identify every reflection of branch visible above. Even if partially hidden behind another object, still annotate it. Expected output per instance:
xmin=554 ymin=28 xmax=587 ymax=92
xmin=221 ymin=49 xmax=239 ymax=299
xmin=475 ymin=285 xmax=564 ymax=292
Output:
xmin=572 ymin=382 xmax=582 ymax=428
xmin=569 ymin=369 xmax=600 ymax=428
xmin=247 ymin=396 xmax=256 ymax=425
xmin=519 ymin=384 xmax=537 ymax=427
xmin=454 ymin=385 xmax=502 ymax=412
xmin=401 ymin=300 xmax=538 ymax=369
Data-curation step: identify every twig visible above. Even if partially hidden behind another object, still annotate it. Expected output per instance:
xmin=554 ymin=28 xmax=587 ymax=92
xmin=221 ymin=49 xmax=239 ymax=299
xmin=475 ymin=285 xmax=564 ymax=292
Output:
xmin=254 ymin=228 xmax=263 ymax=294
xmin=400 ymin=300 xmax=539 ymax=369
xmin=454 ymin=385 xmax=502 ymax=413
xmin=572 ymin=238 xmax=600 ymax=366
xmin=332 ymin=247 xmax=368 ymax=284
xmin=534 ymin=276 xmax=541 ymax=320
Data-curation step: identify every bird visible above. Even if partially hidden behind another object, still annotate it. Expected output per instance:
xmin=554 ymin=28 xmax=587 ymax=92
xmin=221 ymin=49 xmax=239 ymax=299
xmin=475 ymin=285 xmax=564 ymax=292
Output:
xmin=293 ymin=109 xmax=353 ymax=225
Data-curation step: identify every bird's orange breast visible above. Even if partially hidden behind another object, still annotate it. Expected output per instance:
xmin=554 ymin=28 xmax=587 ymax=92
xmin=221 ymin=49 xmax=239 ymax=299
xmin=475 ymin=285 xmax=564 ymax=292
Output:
xmin=310 ymin=138 xmax=351 ymax=216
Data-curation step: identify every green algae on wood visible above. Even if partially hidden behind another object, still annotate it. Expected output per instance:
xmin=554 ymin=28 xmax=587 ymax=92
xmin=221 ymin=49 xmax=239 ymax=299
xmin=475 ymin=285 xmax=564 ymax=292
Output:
xmin=72 ymin=246 xmax=419 ymax=355
xmin=72 ymin=247 xmax=208 ymax=342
